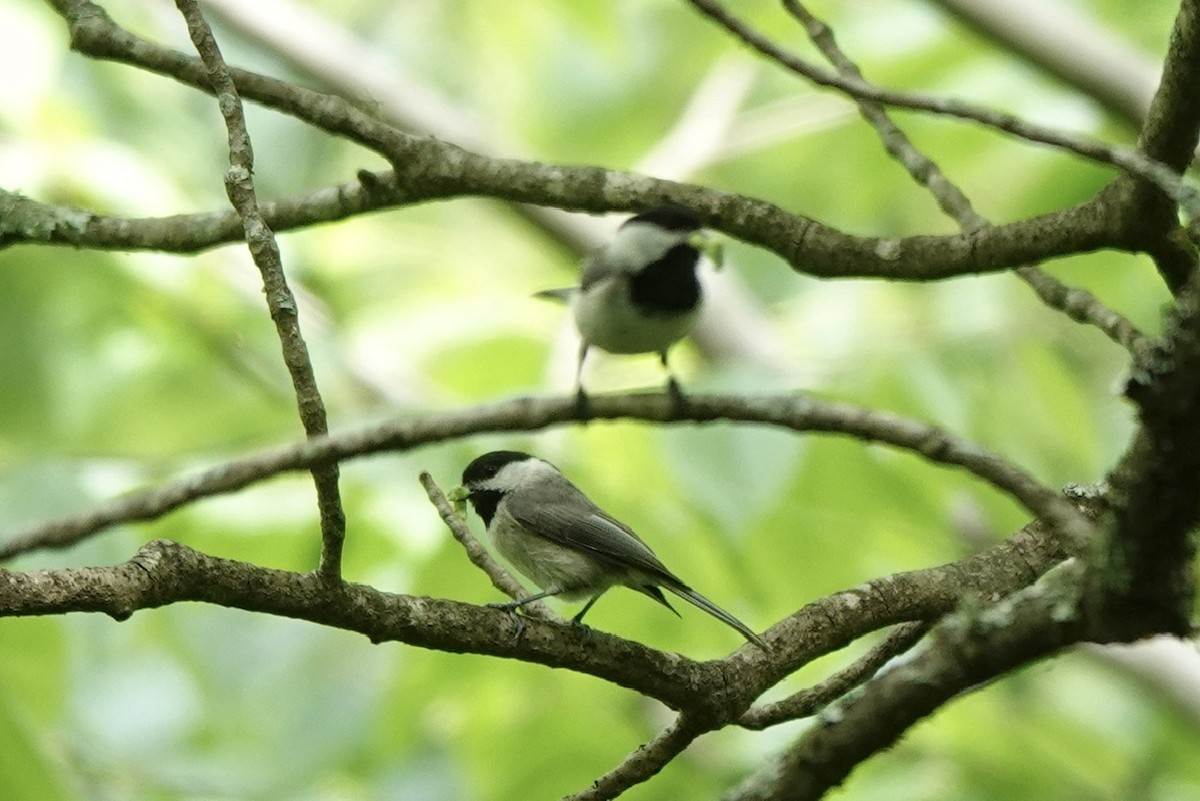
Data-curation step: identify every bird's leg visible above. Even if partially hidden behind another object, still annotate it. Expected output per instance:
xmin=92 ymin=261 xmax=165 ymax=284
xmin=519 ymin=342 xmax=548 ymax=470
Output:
xmin=574 ymin=387 xmax=591 ymax=419
xmin=488 ymin=590 xmax=560 ymax=641
xmin=570 ymin=592 xmax=606 ymax=626
xmin=574 ymin=342 xmax=592 ymax=419
xmin=661 ymin=351 xmax=687 ymax=415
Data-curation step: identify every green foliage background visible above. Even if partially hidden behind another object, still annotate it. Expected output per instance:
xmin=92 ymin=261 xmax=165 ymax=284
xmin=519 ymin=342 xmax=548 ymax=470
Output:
xmin=1 ymin=0 xmax=1194 ymax=799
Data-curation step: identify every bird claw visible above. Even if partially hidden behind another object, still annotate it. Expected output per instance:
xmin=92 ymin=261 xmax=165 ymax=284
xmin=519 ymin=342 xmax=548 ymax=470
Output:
xmin=573 ymin=388 xmax=592 ymax=420
xmin=486 ymin=601 xmax=527 ymax=641
xmin=667 ymin=378 xmax=687 ymax=415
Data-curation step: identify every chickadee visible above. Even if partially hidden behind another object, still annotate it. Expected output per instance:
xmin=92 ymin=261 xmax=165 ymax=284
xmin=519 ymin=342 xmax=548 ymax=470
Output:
xmin=537 ymin=207 xmax=716 ymax=407
xmin=457 ymin=450 xmax=766 ymax=649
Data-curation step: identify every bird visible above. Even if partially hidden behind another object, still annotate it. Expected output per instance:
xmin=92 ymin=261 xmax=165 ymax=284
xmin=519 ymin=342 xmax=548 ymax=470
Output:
xmin=537 ymin=206 xmax=713 ymax=410
xmin=457 ymin=450 xmax=767 ymax=649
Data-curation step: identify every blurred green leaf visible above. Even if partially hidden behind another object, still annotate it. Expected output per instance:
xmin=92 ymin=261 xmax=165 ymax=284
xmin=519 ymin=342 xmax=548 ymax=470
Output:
xmin=2 ymin=0 xmax=1194 ymax=799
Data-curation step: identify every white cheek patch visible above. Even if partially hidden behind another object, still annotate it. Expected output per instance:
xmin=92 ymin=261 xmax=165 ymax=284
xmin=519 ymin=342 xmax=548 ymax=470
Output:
xmin=490 ymin=458 xmax=559 ymax=490
xmin=605 ymin=223 xmax=685 ymax=272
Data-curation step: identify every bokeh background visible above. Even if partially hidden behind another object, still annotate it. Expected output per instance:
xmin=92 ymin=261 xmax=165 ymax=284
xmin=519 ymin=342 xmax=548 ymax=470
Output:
xmin=1 ymin=0 xmax=1196 ymax=799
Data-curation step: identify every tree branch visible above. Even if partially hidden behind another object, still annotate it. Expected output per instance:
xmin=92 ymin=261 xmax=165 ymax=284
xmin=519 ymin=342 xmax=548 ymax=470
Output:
xmin=0 ymin=178 xmax=388 ymax=253
xmin=739 ymin=622 xmax=929 ymax=729
xmin=0 ymin=391 xmax=1093 ymax=560
xmin=0 ymin=514 xmax=1071 ymax=724
xmin=0 ymin=538 xmax=748 ymax=714
xmin=779 ymin=0 xmax=1151 ymax=360
xmin=1 ymin=178 xmax=1128 ymax=285
xmin=684 ymin=0 xmax=1198 ymax=219
xmin=1133 ymin=0 xmax=1200 ymax=170
xmin=1122 ymin=0 xmax=1200 ymax=290
xmin=1102 ymin=270 xmax=1200 ymax=636
xmin=725 ymin=560 xmax=1094 ymax=801
xmin=419 ymin=471 xmax=556 ymax=621
xmin=563 ymin=714 xmax=709 ymax=801
xmin=173 ymin=0 xmax=345 ymax=579
xmin=928 ymin=0 xmax=1160 ymax=128
xmin=1089 ymin=0 xmax=1200 ymax=637
xmin=24 ymin=0 xmax=1132 ymax=282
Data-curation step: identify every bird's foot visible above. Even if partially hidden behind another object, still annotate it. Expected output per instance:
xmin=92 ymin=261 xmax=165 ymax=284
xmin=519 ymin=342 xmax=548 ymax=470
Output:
xmin=667 ymin=378 xmax=688 ymax=416
xmin=573 ymin=388 xmax=593 ymax=420
xmin=486 ymin=601 xmax=527 ymax=641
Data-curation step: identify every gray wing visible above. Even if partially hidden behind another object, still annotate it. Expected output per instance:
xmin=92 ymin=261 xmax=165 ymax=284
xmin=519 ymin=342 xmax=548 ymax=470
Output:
xmin=578 ymin=250 xmax=623 ymax=291
xmin=507 ymin=479 xmax=768 ymax=648
xmin=504 ymin=482 xmax=680 ymax=583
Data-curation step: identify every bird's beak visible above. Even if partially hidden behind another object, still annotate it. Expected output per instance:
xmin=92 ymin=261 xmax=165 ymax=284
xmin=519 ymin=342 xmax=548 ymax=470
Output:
xmin=688 ymin=231 xmax=725 ymax=271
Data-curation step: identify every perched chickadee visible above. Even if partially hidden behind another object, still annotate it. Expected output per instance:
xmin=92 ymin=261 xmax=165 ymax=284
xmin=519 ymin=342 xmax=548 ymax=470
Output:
xmin=457 ymin=450 xmax=766 ymax=649
xmin=537 ymin=207 xmax=716 ymax=407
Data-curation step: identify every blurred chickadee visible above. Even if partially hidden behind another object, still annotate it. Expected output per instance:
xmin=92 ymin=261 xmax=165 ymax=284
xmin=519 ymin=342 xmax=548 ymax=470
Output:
xmin=456 ymin=450 xmax=766 ymax=649
xmin=537 ymin=207 xmax=719 ymax=408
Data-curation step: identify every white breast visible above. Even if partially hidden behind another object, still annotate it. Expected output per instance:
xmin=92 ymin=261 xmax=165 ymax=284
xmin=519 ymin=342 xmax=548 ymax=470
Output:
xmin=490 ymin=507 xmax=615 ymax=600
xmin=572 ymin=279 xmax=698 ymax=355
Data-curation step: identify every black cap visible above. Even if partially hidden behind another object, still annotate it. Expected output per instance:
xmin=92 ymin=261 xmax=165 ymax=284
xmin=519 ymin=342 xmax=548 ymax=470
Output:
xmin=623 ymin=206 xmax=702 ymax=233
xmin=461 ymin=450 xmax=534 ymax=485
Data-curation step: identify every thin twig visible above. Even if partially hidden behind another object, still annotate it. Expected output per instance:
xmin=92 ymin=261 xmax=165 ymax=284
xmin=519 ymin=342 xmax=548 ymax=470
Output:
xmin=418 ymin=471 xmax=556 ymax=621
xmin=927 ymin=0 xmax=1160 ymax=128
xmin=685 ymin=0 xmax=1198 ymax=219
xmin=739 ymin=622 xmax=929 ymax=729
xmin=173 ymin=0 xmax=347 ymax=580
xmin=0 ymin=391 xmax=1093 ymax=560
xmin=563 ymin=714 xmax=709 ymax=801
xmin=780 ymin=0 xmax=1151 ymax=359
xmin=1013 ymin=266 xmax=1152 ymax=358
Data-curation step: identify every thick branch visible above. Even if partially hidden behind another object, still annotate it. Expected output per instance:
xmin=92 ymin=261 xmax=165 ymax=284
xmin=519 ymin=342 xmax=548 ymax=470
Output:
xmin=0 ymin=515 xmax=1069 ymax=721
xmin=25 ymin=0 xmax=1134 ymax=281
xmin=1135 ymin=0 xmax=1200 ymax=169
xmin=725 ymin=561 xmax=1093 ymax=801
xmin=1098 ymin=0 xmax=1200 ymax=636
xmin=0 ymin=539 xmax=745 ymax=714
xmin=1104 ymin=275 xmax=1200 ymax=635
xmin=1 ymin=179 xmax=1127 ymax=284
xmin=1123 ymin=0 xmax=1200 ymax=290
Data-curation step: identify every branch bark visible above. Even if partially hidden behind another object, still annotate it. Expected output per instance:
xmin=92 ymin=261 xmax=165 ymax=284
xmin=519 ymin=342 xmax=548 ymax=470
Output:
xmin=726 ymin=561 xmax=1094 ymax=801
xmin=0 ymin=513 xmax=1070 ymax=728
xmin=929 ymin=0 xmax=1161 ymax=127
xmin=173 ymin=0 xmax=346 ymax=579
xmin=9 ymin=0 xmax=1134 ymax=284
xmin=1 ymin=392 xmax=1092 ymax=560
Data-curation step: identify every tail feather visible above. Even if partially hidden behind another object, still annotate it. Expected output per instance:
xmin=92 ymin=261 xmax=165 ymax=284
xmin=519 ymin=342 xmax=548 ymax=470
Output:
xmin=534 ymin=287 xmax=574 ymax=304
xmin=665 ymin=584 xmax=768 ymax=650
xmin=638 ymin=584 xmax=682 ymax=618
